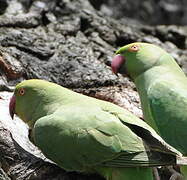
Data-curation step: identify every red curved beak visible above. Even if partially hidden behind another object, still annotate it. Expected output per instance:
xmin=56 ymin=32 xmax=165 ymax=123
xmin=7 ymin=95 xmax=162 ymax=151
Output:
xmin=9 ymin=95 xmax=16 ymax=119
xmin=111 ymin=55 xmax=125 ymax=74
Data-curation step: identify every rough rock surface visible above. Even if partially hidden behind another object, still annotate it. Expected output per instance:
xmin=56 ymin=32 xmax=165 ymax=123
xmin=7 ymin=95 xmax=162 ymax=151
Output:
xmin=0 ymin=0 xmax=186 ymax=179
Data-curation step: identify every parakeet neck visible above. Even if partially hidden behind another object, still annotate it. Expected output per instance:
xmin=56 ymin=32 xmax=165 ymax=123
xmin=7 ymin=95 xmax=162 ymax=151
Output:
xmin=134 ymin=53 xmax=186 ymax=93
xmin=27 ymin=99 xmax=60 ymax=128
xmin=26 ymin=87 xmax=80 ymax=129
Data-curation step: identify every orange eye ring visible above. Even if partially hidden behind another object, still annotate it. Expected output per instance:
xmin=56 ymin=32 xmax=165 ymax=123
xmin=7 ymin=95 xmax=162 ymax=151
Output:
xmin=18 ymin=88 xmax=25 ymax=96
xmin=128 ymin=45 xmax=139 ymax=52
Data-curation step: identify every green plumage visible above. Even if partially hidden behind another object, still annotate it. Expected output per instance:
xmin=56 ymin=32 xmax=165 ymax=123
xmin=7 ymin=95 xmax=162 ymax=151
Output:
xmin=114 ymin=42 xmax=187 ymax=177
xmin=12 ymin=79 xmax=182 ymax=180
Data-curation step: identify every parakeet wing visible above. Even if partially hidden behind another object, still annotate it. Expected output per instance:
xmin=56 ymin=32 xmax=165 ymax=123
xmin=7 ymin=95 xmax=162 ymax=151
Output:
xmin=33 ymin=105 xmax=177 ymax=172
xmin=148 ymin=80 xmax=187 ymax=154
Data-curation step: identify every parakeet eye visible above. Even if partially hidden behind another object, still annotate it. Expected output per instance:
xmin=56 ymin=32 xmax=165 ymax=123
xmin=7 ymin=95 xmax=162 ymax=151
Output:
xmin=128 ymin=45 xmax=139 ymax=52
xmin=18 ymin=88 xmax=25 ymax=96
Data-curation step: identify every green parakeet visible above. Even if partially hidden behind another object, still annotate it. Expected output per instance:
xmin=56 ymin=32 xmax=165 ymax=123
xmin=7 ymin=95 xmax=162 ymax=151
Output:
xmin=111 ymin=42 xmax=187 ymax=178
xmin=9 ymin=79 xmax=183 ymax=180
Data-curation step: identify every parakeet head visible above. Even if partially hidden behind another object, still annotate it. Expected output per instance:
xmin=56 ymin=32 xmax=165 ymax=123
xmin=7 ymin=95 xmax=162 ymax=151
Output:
xmin=9 ymin=79 xmax=63 ymax=127
xmin=111 ymin=42 xmax=166 ymax=79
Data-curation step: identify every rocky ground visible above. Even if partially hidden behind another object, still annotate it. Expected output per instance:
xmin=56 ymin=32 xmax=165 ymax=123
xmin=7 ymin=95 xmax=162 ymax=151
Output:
xmin=0 ymin=0 xmax=186 ymax=179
